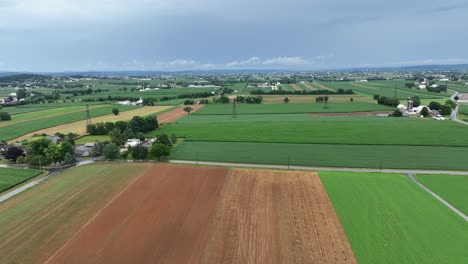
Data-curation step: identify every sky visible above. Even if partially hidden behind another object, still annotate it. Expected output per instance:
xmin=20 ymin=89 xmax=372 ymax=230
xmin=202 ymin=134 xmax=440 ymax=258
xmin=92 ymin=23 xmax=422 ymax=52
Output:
xmin=0 ymin=0 xmax=468 ymax=72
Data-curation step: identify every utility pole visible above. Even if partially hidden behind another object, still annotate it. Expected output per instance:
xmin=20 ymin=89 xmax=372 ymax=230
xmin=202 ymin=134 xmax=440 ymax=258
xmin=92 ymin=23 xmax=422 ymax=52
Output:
xmin=232 ymin=98 xmax=237 ymax=119
xmin=86 ymin=104 xmax=92 ymax=125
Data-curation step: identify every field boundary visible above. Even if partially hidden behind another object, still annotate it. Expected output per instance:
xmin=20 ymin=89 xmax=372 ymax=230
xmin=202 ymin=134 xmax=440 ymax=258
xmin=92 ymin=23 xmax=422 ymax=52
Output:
xmin=406 ymin=173 xmax=468 ymax=221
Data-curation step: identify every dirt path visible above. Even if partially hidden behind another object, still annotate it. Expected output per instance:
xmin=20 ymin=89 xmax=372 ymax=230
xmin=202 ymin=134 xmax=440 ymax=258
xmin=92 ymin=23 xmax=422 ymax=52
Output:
xmin=406 ymin=173 xmax=467 ymax=221
xmin=303 ymin=83 xmax=317 ymax=91
xmin=158 ymin=105 xmax=204 ymax=123
xmin=290 ymin=84 xmax=303 ymax=91
xmin=10 ymin=106 xmax=171 ymax=142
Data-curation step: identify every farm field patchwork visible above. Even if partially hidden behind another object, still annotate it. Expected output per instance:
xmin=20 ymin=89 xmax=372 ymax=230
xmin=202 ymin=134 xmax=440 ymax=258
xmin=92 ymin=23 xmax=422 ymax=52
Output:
xmin=10 ymin=105 xmax=171 ymax=142
xmin=415 ymin=174 xmax=468 ymax=215
xmin=157 ymin=104 xmax=204 ymax=123
xmin=47 ymin=164 xmax=356 ymax=264
xmin=193 ymin=102 xmax=393 ymax=115
xmin=319 ymin=171 xmax=468 ymax=264
xmin=0 ymin=163 xmax=150 ymax=264
xmin=261 ymin=95 xmax=370 ymax=104
xmin=0 ymin=168 xmax=43 ymax=193
xmin=170 ymin=141 xmax=468 ymax=170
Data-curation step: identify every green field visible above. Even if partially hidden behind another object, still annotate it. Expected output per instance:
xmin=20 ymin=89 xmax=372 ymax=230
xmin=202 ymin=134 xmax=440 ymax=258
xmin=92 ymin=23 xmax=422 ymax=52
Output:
xmin=171 ymin=141 xmax=468 ymax=170
xmin=0 ymin=168 xmax=43 ymax=193
xmin=193 ymin=102 xmax=393 ymax=115
xmin=415 ymin=174 xmax=468 ymax=215
xmin=4 ymin=105 xmax=92 ymax=123
xmin=319 ymin=172 xmax=468 ymax=264
xmin=156 ymin=115 xmax=468 ymax=147
xmin=0 ymin=105 xmax=138 ymax=141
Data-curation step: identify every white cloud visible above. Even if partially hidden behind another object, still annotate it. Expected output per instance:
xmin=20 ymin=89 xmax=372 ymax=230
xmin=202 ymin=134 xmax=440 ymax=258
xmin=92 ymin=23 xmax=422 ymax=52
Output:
xmin=226 ymin=56 xmax=310 ymax=68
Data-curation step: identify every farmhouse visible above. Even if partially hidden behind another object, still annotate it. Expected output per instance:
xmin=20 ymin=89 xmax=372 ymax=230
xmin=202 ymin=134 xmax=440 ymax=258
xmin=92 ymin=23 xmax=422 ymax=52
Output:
xmin=118 ymin=98 xmax=143 ymax=106
xmin=418 ymin=84 xmax=427 ymax=89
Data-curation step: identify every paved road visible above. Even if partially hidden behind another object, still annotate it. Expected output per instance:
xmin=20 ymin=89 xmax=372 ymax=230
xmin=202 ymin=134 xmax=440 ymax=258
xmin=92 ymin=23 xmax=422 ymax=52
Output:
xmin=170 ymin=160 xmax=468 ymax=175
xmin=450 ymin=91 xmax=468 ymax=125
xmin=406 ymin=173 xmax=467 ymax=221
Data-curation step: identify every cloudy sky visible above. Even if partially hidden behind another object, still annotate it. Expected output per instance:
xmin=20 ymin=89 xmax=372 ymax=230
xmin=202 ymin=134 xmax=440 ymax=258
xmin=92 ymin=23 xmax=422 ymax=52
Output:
xmin=1 ymin=0 xmax=467 ymax=71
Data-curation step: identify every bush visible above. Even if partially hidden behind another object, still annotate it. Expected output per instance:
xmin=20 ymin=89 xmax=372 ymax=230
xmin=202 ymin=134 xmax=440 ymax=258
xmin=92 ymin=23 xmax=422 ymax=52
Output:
xmin=373 ymin=94 xmax=380 ymax=100
xmin=149 ymin=143 xmax=171 ymax=161
xmin=131 ymin=145 xmax=148 ymax=160
xmin=284 ymin=97 xmax=289 ymax=103
xmin=103 ymin=143 xmax=120 ymax=160
xmin=440 ymin=105 xmax=452 ymax=116
xmin=112 ymin=108 xmax=119 ymax=115
xmin=377 ymin=96 xmax=399 ymax=107
xmin=428 ymin=101 xmax=442 ymax=111
xmin=392 ymin=110 xmax=403 ymax=117
xmin=421 ymin=107 xmax=430 ymax=117
xmin=0 ymin=112 xmax=11 ymax=121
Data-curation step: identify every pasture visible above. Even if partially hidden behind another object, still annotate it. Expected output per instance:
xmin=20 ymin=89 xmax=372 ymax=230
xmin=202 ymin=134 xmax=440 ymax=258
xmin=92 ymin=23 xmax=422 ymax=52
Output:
xmin=319 ymin=171 xmax=468 ymax=264
xmin=0 ymin=168 xmax=43 ymax=193
xmin=415 ymin=174 xmax=468 ymax=215
xmin=171 ymin=141 xmax=468 ymax=170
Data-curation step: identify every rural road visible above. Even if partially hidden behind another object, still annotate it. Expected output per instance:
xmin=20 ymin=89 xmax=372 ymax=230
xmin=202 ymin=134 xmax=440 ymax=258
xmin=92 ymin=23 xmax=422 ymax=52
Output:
xmin=406 ymin=173 xmax=467 ymax=221
xmin=170 ymin=160 xmax=468 ymax=175
xmin=0 ymin=170 xmax=57 ymax=204
xmin=450 ymin=91 xmax=468 ymax=125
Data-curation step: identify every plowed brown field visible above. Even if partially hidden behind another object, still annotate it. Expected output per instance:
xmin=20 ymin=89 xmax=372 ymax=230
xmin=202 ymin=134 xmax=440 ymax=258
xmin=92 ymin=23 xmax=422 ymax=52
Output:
xmin=158 ymin=105 xmax=204 ymax=123
xmin=290 ymin=84 xmax=303 ymax=91
xmin=303 ymin=83 xmax=318 ymax=90
xmin=46 ymin=165 xmax=356 ymax=264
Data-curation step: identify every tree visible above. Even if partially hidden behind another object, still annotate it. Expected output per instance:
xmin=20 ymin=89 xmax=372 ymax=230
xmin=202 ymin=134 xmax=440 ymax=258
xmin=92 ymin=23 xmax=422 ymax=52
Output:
xmin=421 ymin=107 xmax=430 ymax=117
xmin=350 ymin=98 xmax=354 ymax=102
xmin=454 ymin=96 xmax=460 ymax=101
xmin=115 ymin=121 xmax=128 ymax=132
xmin=91 ymin=142 xmax=105 ymax=157
xmin=103 ymin=143 xmax=120 ymax=160
xmin=128 ymin=116 xmax=147 ymax=133
xmin=392 ymin=110 xmax=403 ymax=117
xmin=109 ymin=128 xmax=125 ymax=146
xmin=428 ymin=101 xmax=442 ymax=111
xmin=149 ymin=143 xmax=170 ymax=161
xmin=112 ymin=108 xmax=119 ymax=115
xmin=16 ymin=88 xmax=28 ymax=99
xmin=373 ymin=94 xmax=380 ymax=100
xmin=5 ymin=146 xmax=25 ymax=161
xmin=445 ymin=100 xmax=457 ymax=109
xmin=156 ymin=133 xmax=171 ymax=146
xmin=183 ymin=106 xmax=194 ymax=115
xmin=63 ymin=152 xmax=76 ymax=164
xmin=411 ymin=96 xmax=421 ymax=107
xmin=131 ymin=145 xmax=148 ymax=160
xmin=440 ymin=104 xmax=452 ymax=116
xmin=171 ymin=133 xmax=177 ymax=144
xmin=26 ymin=137 xmax=52 ymax=157
xmin=405 ymin=82 xmax=416 ymax=89
xmin=145 ymin=116 xmax=158 ymax=131
xmin=284 ymin=97 xmax=289 ymax=103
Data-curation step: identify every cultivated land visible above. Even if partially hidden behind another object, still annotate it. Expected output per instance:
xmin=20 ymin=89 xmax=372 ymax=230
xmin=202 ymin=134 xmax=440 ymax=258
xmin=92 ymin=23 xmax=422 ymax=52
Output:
xmin=171 ymin=141 xmax=468 ymax=170
xmin=415 ymin=174 xmax=468 ymax=215
xmin=157 ymin=104 xmax=204 ymax=123
xmin=11 ymin=106 xmax=171 ymax=142
xmin=0 ymin=168 xmax=43 ymax=193
xmin=203 ymin=169 xmax=356 ymax=264
xmin=319 ymin=172 xmax=468 ymax=264
xmin=261 ymin=95 xmax=370 ymax=103
xmin=75 ymin=135 xmax=111 ymax=144
xmin=0 ymin=163 xmax=150 ymax=264
xmin=193 ymin=102 xmax=393 ymax=115
xmin=46 ymin=164 xmax=355 ymax=264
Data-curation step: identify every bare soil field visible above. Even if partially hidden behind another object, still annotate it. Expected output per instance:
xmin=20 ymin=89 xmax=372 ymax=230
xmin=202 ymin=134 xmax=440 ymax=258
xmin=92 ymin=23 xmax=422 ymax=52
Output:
xmin=458 ymin=93 xmax=468 ymax=100
xmin=309 ymin=111 xmax=389 ymax=117
xmin=202 ymin=169 xmax=356 ymax=264
xmin=314 ymin=82 xmax=335 ymax=91
xmin=290 ymin=84 xmax=303 ymax=91
xmin=303 ymin=83 xmax=318 ymax=90
xmin=47 ymin=164 xmax=227 ymax=264
xmin=0 ymin=163 xmax=150 ymax=264
xmin=11 ymin=106 xmax=171 ymax=142
xmin=158 ymin=105 xmax=204 ymax=123
xmin=47 ymin=165 xmax=356 ymax=264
